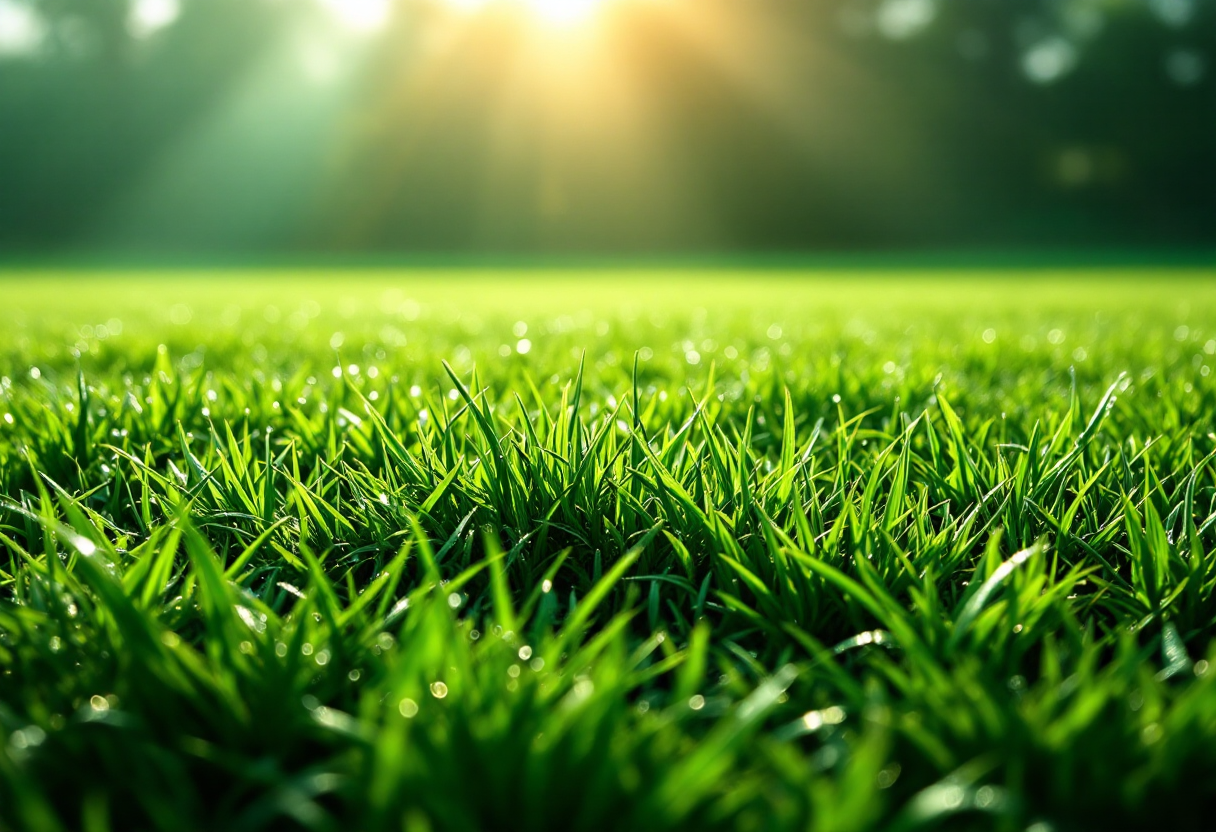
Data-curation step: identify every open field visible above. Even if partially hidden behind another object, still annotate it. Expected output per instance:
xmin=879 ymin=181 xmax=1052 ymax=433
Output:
xmin=3 ymin=268 xmax=1216 ymax=831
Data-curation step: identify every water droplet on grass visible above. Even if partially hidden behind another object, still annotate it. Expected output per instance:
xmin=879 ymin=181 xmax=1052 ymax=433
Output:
xmin=9 ymin=725 xmax=46 ymax=750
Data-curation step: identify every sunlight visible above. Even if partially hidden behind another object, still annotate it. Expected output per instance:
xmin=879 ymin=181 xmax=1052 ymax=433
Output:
xmin=525 ymin=0 xmax=603 ymax=26
xmin=318 ymin=0 xmax=392 ymax=33
xmin=443 ymin=0 xmax=609 ymax=27
xmin=128 ymin=0 xmax=181 ymax=40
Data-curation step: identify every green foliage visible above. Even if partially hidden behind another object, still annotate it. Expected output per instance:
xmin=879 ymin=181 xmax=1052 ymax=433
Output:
xmin=2 ymin=271 xmax=1216 ymax=831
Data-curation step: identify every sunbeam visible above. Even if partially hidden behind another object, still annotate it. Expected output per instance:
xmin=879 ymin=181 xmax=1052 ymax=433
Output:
xmin=524 ymin=0 xmax=603 ymax=26
xmin=443 ymin=0 xmax=618 ymax=28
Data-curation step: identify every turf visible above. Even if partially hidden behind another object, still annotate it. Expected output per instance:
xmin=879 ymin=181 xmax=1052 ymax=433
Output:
xmin=2 ymin=268 xmax=1216 ymax=832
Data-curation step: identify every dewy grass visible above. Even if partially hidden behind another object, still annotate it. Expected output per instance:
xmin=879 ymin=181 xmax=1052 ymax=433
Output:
xmin=2 ymin=268 xmax=1216 ymax=831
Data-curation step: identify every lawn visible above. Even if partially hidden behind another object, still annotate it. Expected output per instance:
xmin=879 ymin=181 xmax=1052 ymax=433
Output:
xmin=2 ymin=267 xmax=1216 ymax=831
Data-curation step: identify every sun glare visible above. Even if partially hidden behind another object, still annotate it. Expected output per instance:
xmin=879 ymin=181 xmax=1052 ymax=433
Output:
xmin=526 ymin=0 xmax=603 ymax=26
xmin=444 ymin=0 xmax=609 ymax=27
xmin=320 ymin=0 xmax=391 ymax=33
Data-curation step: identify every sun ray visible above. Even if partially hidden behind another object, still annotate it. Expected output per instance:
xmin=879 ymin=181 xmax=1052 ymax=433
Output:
xmin=443 ymin=0 xmax=611 ymax=28
xmin=524 ymin=0 xmax=602 ymax=26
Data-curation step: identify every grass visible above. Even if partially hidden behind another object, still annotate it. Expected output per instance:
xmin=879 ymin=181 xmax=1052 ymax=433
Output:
xmin=2 ymin=267 xmax=1216 ymax=831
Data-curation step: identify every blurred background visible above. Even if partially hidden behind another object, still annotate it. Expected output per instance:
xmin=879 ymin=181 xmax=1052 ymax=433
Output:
xmin=0 ymin=0 xmax=1212 ymax=259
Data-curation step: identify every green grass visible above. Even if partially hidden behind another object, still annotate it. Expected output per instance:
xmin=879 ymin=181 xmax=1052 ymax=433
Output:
xmin=3 ymin=267 xmax=1216 ymax=832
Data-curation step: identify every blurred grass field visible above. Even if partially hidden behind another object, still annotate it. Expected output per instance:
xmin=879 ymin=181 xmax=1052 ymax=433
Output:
xmin=3 ymin=267 xmax=1216 ymax=832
